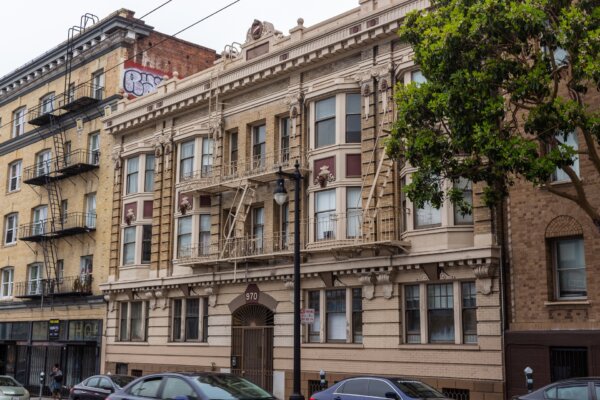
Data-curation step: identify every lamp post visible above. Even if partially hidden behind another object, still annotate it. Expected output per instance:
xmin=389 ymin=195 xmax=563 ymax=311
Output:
xmin=273 ymin=160 xmax=304 ymax=400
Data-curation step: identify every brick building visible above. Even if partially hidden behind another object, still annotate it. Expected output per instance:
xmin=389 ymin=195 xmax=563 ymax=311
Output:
xmin=504 ymin=87 xmax=600 ymax=395
xmin=101 ymin=1 xmax=504 ymax=399
xmin=0 ymin=9 xmax=215 ymax=392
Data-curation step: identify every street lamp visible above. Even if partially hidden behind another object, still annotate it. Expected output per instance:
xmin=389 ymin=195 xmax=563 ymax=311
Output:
xmin=273 ymin=160 xmax=304 ymax=400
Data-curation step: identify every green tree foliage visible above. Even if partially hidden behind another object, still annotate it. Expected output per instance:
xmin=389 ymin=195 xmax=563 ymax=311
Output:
xmin=387 ymin=0 xmax=600 ymax=227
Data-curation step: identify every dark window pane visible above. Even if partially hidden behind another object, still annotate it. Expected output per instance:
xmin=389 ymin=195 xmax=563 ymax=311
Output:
xmin=341 ymin=379 xmax=369 ymax=396
xmin=141 ymin=225 xmax=152 ymax=264
xmin=186 ymin=298 xmax=200 ymax=340
xmin=369 ymin=380 xmax=394 ymax=398
xmin=172 ymin=299 xmax=182 ymax=341
xmin=316 ymin=119 xmax=335 ymax=148
xmin=345 ymin=114 xmax=361 ymax=143
xmin=428 ymin=284 xmax=454 ymax=343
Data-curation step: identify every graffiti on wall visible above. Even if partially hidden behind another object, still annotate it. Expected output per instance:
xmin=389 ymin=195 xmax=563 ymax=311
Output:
xmin=122 ymin=61 xmax=173 ymax=98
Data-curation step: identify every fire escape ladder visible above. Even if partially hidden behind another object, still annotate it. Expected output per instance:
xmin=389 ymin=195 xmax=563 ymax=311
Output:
xmin=221 ymin=184 xmax=256 ymax=258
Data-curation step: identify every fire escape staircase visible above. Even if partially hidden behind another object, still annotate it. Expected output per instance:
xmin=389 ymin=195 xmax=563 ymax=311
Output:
xmin=220 ymin=184 xmax=257 ymax=259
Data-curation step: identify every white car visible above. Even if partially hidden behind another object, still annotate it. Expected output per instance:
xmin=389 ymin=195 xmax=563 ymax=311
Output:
xmin=0 ymin=376 xmax=29 ymax=400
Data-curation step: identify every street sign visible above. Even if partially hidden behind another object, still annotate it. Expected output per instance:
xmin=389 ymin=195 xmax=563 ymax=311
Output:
xmin=48 ymin=319 xmax=60 ymax=340
xmin=301 ymin=308 xmax=315 ymax=324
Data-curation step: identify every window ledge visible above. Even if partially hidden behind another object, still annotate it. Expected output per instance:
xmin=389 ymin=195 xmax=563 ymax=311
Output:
xmin=302 ymin=343 xmax=364 ymax=349
xmin=544 ymin=300 xmax=590 ymax=307
xmin=398 ymin=343 xmax=480 ymax=351
xmin=6 ymin=189 xmax=21 ymax=195
xmin=2 ymin=243 xmax=17 ymax=248
xmin=166 ymin=342 xmax=209 ymax=346
xmin=113 ymin=341 xmax=149 ymax=345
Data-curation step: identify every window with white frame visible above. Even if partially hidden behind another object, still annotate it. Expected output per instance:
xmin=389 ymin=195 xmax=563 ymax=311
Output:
xmin=552 ymin=237 xmax=586 ymax=299
xmin=8 ymin=160 xmax=21 ymax=192
xmin=201 ymin=139 xmax=213 ymax=176
xmin=345 ymin=93 xmax=361 ymax=143
xmin=453 ymin=178 xmax=473 ymax=225
xmin=119 ymin=301 xmax=148 ymax=341
xmin=411 ymin=70 xmax=427 ymax=85
xmin=36 ymin=150 xmax=51 ymax=177
xmin=141 ymin=225 xmax=152 ymax=264
xmin=280 ymin=202 xmax=289 ymax=249
xmin=123 ymin=226 xmax=136 ymax=265
xmin=404 ymin=285 xmax=421 ymax=343
xmin=315 ymin=189 xmax=336 ymax=240
xmin=32 ymin=205 xmax=48 ymax=236
xmin=315 ymin=97 xmax=336 ymax=148
xmin=306 ymin=287 xmax=362 ymax=344
xmin=229 ymin=131 xmax=239 ymax=174
xmin=405 ymin=281 xmax=478 ymax=345
xmin=85 ymin=193 xmax=97 ymax=228
xmin=40 ymin=93 xmax=55 ymax=114
xmin=179 ymin=141 xmax=195 ymax=180
xmin=414 ymin=201 xmax=442 ymax=229
xmin=461 ymin=282 xmax=477 ymax=344
xmin=4 ymin=213 xmax=18 ymax=245
xmin=92 ymin=69 xmax=105 ymax=100
xmin=144 ymin=154 xmax=155 ymax=192
xmin=252 ymin=207 xmax=264 ymax=253
xmin=346 ymin=187 xmax=362 ymax=238
xmin=28 ymin=263 xmax=43 ymax=295
xmin=126 ymin=156 xmax=139 ymax=194
xmin=88 ymin=132 xmax=100 ymax=165
xmin=80 ymin=255 xmax=93 ymax=279
xmin=252 ymin=125 xmax=266 ymax=168
xmin=551 ymin=131 xmax=579 ymax=182
xmin=177 ymin=216 xmax=192 ymax=258
xmin=199 ymin=215 xmax=210 ymax=256
xmin=171 ymin=297 xmax=209 ymax=342
xmin=281 ymin=118 xmax=290 ymax=162
xmin=428 ymin=283 xmax=454 ymax=343
xmin=12 ymin=107 xmax=26 ymax=138
xmin=1 ymin=267 xmax=14 ymax=298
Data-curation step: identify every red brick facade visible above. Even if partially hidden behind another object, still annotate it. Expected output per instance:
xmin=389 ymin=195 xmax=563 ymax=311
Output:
xmin=505 ymin=89 xmax=600 ymax=398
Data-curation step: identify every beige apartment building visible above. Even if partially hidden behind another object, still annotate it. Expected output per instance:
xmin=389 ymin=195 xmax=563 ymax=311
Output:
xmin=0 ymin=9 xmax=215 ymax=392
xmin=102 ymin=1 xmax=503 ymax=399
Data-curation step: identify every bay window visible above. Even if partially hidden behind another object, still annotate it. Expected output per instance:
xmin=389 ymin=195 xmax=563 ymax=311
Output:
xmin=126 ymin=157 xmax=139 ymax=194
xmin=122 ymin=226 xmax=136 ymax=265
xmin=346 ymin=187 xmax=362 ymax=238
xmin=201 ymin=139 xmax=213 ymax=176
xmin=414 ymin=201 xmax=441 ymax=229
xmin=199 ymin=215 xmax=211 ymax=256
xmin=453 ymin=178 xmax=473 ymax=225
xmin=144 ymin=155 xmax=155 ymax=192
xmin=179 ymin=141 xmax=195 ymax=180
xmin=177 ymin=216 xmax=192 ymax=258
xmin=345 ymin=93 xmax=361 ymax=143
xmin=141 ymin=225 xmax=152 ymax=264
xmin=315 ymin=97 xmax=336 ymax=148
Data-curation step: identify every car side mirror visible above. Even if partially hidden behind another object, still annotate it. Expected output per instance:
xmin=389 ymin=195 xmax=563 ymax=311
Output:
xmin=384 ymin=392 xmax=399 ymax=400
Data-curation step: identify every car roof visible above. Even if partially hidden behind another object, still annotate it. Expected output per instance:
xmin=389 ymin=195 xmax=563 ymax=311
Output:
xmin=341 ymin=376 xmax=413 ymax=381
xmin=553 ymin=377 xmax=600 ymax=383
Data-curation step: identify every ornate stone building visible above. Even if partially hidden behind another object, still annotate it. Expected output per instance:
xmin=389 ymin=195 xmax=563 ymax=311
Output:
xmin=0 ymin=9 xmax=215 ymax=392
xmin=102 ymin=1 xmax=503 ymax=399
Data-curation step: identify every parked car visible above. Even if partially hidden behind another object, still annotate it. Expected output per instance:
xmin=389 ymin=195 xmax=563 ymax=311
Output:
xmin=513 ymin=377 xmax=600 ymax=400
xmin=0 ymin=375 xmax=29 ymax=400
xmin=70 ymin=375 xmax=135 ymax=400
xmin=310 ymin=376 xmax=451 ymax=400
xmin=107 ymin=372 xmax=275 ymax=400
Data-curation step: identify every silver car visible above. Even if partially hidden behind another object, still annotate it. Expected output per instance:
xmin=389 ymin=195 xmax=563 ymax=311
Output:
xmin=0 ymin=376 xmax=29 ymax=400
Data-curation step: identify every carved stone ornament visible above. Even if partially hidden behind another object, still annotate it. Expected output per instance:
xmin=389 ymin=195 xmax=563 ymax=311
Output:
xmin=361 ymin=83 xmax=371 ymax=119
xmin=377 ymin=272 xmax=394 ymax=299
xmin=359 ymin=273 xmax=376 ymax=300
xmin=111 ymin=148 xmax=123 ymax=169
xmin=472 ymin=263 xmax=498 ymax=295
xmin=314 ymin=165 xmax=335 ymax=187
xmin=246 ymin=20 xmax=282 ymax=43
xmin=283 ymin=278 xmax=294 ymax=303
xmin=285 ymin=92 xmax=304 ymax=138
xmin=204 ymin=286 xmax=218 ymax=307
xmin=208 ymin=115 xmax=224 ymax=138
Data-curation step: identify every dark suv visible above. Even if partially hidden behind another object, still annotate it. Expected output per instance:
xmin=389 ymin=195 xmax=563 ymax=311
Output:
xmin=107 ymin=372 xmax=274 ymax=400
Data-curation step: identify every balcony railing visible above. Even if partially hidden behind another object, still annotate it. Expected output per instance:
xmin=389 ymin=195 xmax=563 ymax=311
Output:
xmin=179 ymin=147 xmax=305 ymax=193
xmin=175 ymin=207 xmax=405 ymax=266
xmin=59 ymin=83 xmax=104 ymax=112
xmin=19 ymin=212 xmax=96 ymax=242
xmin=28 ymin=104 xmax=58 ymax=126
xmin=13 ymin=274 xmax=93 ymax=298
xmin=23 ymin=149 xmax=100 ymax=185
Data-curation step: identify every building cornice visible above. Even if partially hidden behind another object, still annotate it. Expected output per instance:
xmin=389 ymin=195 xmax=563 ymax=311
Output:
xmin=104 ymin=0 xmax=428 ymax=134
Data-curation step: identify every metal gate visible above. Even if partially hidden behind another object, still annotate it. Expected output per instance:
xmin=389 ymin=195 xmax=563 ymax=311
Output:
xmin=231 ymin=305 xmax=274 ymax=392
xmin=550 ymin=347 xmax=588 ymax=382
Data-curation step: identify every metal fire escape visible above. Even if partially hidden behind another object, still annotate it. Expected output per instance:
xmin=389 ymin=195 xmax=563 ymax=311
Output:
xmin=19 ymin=14 xmax=100 ymax=298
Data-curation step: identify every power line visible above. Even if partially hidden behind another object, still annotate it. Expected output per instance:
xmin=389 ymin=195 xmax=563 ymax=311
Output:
xmin=0 ymin=0 xmax=240 ymax=133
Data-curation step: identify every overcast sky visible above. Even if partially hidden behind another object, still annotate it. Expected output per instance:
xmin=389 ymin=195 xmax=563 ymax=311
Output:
xmin=0 ymin=0 xmax=359 ymax=78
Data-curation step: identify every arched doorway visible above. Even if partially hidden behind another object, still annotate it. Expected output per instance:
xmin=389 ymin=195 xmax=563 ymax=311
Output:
xmin=231 ymin=304 xmax=274 ymax=391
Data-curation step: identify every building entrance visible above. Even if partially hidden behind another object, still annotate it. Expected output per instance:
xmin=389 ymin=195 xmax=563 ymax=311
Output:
xmin=231 ymin=304 xmax=274 ymax=392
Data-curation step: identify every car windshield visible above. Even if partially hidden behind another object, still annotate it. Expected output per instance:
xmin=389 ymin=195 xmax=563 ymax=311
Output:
xmin=111 ymin=376 xmax=135 ymax=388
xmin=195 ymin=375 xmax=272 ymax=400
xmin=392 ymin=380 xmax=445 ymax=399
xmin=0 ymin=377 xmax=20 ymax=387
